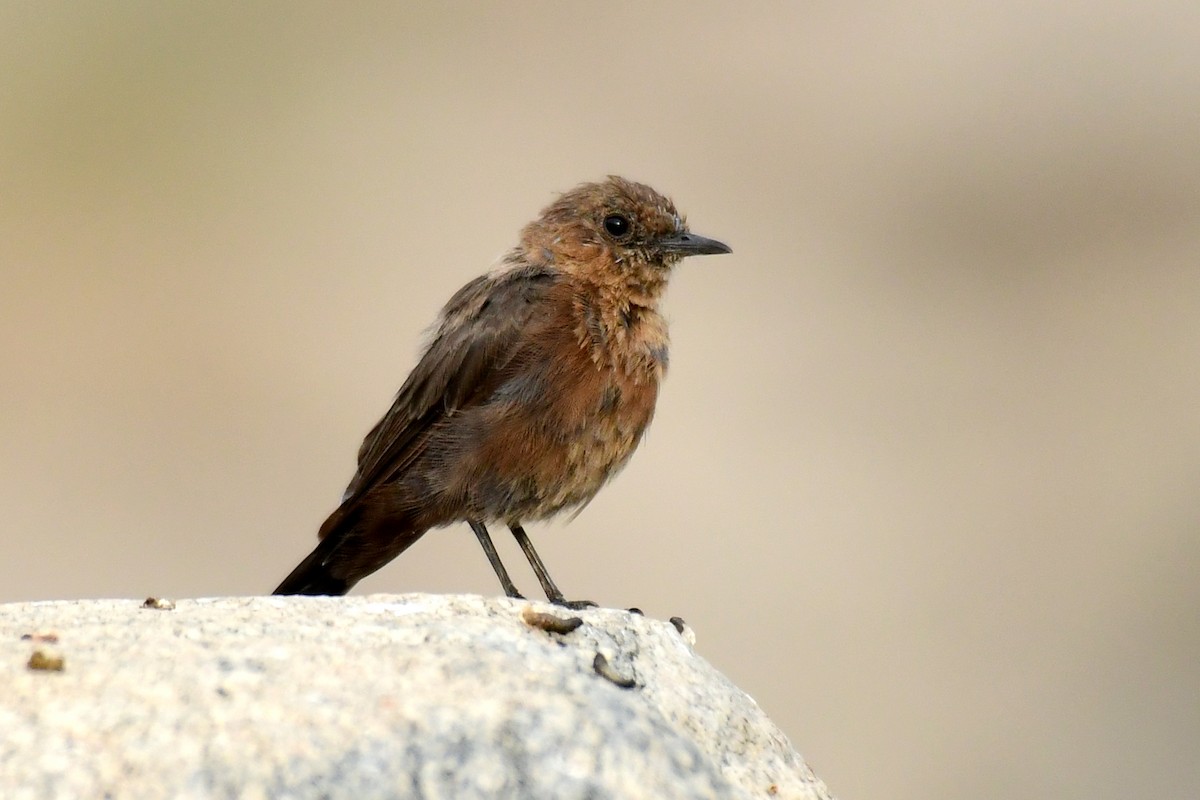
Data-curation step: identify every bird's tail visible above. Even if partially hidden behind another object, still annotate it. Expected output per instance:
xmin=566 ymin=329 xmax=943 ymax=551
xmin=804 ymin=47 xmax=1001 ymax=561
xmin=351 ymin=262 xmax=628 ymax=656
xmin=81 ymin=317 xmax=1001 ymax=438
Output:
xmin=272 ymin=532 xmax=354 ymax=596
xmin=272 ymin=503 xmax=429 ymax=596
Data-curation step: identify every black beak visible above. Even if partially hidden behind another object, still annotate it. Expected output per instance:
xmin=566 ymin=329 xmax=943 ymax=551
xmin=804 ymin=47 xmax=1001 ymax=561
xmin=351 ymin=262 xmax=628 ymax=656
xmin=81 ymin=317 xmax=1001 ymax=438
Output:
xmin=656 ymin=231 xmax=732 ymax=257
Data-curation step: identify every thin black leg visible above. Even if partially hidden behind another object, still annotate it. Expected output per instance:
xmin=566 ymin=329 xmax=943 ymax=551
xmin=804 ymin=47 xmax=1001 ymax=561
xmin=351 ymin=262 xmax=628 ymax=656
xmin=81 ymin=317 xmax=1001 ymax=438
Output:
xmin=509 ymin=524 xmax=596 ymax=609
xmin=469 ymin=519 xmax=523 ymax=599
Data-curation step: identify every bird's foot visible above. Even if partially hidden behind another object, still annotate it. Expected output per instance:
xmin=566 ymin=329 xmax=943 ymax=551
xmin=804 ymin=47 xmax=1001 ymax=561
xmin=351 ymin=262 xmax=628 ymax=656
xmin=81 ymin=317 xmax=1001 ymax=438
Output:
xmin=552 ymin=598 xmax=598 ymax=610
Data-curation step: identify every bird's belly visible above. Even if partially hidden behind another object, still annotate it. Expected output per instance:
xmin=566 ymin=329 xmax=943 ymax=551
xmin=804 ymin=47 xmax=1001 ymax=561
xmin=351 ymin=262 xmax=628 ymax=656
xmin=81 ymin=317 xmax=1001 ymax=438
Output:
xmin=515 ymin=390 xmax=655 ymax=520
xmin=539 ymin=410 xmax=646 ymax=513
xmin=455 ymin=369 xmax=658 ymax=523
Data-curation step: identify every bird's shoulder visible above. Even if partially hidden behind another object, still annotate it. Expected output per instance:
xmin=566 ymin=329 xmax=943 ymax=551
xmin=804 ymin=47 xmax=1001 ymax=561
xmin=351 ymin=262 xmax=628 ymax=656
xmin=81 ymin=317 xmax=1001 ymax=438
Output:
xmin=400 ymin=257 xmax=562 ymax=406
xmin=435 ymin=259 xmax=561 ymax=335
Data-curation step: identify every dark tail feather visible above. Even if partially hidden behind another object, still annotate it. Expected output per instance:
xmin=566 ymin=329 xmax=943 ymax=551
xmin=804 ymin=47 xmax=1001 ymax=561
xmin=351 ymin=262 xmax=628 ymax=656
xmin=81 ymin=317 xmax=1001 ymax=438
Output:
xmin=273 ymin=533 xmax=354 ymax=596
xmin=274 ymin=503 xmax=430 ymax=596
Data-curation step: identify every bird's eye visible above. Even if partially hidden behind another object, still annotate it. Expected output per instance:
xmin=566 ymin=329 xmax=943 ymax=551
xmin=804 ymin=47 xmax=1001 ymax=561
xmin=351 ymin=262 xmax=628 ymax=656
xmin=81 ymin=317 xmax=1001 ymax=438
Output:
xmin=603 ymin=214 xmax=631 ymax=237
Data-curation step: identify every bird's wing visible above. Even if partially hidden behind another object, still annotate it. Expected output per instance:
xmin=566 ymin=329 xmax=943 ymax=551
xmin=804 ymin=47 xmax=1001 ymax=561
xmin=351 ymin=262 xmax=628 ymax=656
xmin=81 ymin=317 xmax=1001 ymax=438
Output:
xmin=335 ymin=262 xmax=560 ymax=512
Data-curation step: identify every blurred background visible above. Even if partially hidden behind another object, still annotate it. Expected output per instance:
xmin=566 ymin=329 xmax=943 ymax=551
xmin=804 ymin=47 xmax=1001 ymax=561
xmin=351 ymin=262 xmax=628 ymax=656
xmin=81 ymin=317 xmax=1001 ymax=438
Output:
xmin=2 ymin=3 xmax=1198 ymax=798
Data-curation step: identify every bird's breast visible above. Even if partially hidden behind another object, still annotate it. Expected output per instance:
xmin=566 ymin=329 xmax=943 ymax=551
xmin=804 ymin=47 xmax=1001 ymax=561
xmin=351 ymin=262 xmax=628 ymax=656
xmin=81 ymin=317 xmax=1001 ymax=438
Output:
xmin=524 ymin=323 xmax=662 ymax=515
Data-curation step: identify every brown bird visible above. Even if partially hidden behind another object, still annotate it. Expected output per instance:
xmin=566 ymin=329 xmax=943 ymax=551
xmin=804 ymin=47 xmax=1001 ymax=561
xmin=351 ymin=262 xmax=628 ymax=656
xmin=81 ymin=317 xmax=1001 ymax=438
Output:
xmin=273 ymin=176 xmax=730 ymax=606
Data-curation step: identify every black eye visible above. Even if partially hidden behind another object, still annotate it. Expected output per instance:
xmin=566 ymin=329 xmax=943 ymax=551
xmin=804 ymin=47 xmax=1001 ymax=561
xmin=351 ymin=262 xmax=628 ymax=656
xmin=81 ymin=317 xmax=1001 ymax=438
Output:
xmin=603 ymin=214 xmax=631 ymax=237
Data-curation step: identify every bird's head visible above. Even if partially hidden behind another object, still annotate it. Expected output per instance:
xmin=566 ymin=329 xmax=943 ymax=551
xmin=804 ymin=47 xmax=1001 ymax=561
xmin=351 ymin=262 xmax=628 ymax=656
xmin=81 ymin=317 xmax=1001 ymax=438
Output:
xmin=520 ymin=176 xmax=730 ymax=288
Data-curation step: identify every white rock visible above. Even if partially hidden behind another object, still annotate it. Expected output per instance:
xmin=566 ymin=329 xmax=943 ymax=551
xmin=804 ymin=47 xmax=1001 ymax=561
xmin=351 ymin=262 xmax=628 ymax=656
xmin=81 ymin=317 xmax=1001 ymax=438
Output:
xmin=1 ymin=594 xmax=833 ymax=799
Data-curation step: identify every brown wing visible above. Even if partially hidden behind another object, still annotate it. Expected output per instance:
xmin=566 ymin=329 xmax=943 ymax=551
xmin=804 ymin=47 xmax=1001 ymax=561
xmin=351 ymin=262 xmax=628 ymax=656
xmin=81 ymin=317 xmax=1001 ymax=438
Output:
xmin=321 ymin=262 xmax=559 ymax=536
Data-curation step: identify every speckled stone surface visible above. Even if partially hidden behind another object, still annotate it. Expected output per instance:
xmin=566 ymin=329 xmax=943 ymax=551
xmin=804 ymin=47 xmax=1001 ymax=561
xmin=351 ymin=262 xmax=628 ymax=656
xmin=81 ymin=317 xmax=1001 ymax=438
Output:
xmin=1 ymin=594 xmax=832 ymax=799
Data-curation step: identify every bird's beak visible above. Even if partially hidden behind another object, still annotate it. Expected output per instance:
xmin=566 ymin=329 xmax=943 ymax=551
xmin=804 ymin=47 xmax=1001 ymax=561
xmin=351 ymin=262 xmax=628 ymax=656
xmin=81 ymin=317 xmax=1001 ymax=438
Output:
xmin=656 ymin=231 xmax=732 ymax=256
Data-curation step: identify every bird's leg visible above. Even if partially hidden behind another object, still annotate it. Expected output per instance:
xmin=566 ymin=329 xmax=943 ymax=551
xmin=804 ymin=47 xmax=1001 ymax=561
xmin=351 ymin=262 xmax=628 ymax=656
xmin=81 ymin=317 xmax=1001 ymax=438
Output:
xmin=468 ymin=520 xmax=524 ymax=599
xmin=509 ymin=524 xmax=596 ymax=609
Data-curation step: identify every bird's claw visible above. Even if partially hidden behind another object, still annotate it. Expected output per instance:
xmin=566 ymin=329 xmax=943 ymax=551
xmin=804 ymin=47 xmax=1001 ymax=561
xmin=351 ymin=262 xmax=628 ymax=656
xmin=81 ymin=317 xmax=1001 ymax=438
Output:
xmin=553 ymin=598 xmax=598 ymax=610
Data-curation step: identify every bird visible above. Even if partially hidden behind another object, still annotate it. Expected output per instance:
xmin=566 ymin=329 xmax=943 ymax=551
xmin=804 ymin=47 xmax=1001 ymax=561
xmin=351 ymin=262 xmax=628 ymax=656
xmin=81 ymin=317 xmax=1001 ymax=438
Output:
xmin=273 ymin=176 xmax=731 ymax=606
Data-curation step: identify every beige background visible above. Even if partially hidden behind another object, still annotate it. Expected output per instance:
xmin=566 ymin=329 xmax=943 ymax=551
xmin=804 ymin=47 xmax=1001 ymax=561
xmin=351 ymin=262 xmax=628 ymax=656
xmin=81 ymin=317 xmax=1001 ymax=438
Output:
xmin=3 ymin=3 xmax=1198 ymax=798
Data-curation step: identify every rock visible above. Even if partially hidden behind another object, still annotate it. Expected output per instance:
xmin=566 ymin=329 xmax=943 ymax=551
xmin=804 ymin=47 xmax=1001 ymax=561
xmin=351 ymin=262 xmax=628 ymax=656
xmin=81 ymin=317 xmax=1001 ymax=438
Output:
xmin=1 ymin=594 xmax=832 ymax=799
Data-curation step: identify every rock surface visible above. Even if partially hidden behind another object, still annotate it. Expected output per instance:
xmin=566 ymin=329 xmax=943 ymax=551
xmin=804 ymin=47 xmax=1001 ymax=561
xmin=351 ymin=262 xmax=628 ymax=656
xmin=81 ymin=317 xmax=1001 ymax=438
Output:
xmin=1 ymin=594 xmax=832 ymax=799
